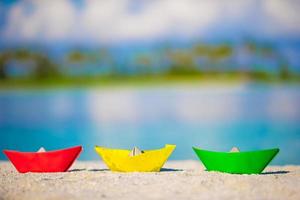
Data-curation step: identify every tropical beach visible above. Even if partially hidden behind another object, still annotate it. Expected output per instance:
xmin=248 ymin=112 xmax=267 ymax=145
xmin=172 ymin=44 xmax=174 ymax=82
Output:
xmin=1 ymin=0 xmax=300 ymax=199
xmin=1 ymin=161 xmax=300 ymax=200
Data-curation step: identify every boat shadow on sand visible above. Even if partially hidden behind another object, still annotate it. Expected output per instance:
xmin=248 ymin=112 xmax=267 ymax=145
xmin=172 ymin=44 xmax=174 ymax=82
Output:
xmin=68 ymin=168 xmax=183 ymax=172
xmin=160 ymin=168 xmax=183 ymax=172
xmin=261 ymin=170 xmax=289 ymax=175
xmin=68 ymin=168 xmax=108 ymax=172
xmin=69 ymin=169 xmax=288 ymax=174
xmin=202 ymin=169 xmax=290 ymax=175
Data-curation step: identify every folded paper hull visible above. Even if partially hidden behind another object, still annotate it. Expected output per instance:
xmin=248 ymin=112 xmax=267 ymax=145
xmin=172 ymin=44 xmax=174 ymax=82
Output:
xmin=3 ymin=146 xmax=82 ymax=173
xmin=193 ymin=147 xmax=279 ymax=174
xmin=95 ymin=144 xmax=176 ymax=172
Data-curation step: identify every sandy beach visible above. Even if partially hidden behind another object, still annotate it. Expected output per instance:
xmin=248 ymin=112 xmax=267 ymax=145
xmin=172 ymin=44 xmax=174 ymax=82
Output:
xmin=0 ymin=161 xmax=299 ymax=200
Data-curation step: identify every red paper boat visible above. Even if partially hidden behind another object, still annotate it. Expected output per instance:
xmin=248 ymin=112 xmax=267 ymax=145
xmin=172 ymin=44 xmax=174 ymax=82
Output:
xmin=3 ymin=146 xmax=82 ymax=173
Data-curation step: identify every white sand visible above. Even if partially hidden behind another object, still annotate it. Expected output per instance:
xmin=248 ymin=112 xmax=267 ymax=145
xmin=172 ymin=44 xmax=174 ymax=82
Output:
xmin=0 ymin=161 xmax=299 ymax=200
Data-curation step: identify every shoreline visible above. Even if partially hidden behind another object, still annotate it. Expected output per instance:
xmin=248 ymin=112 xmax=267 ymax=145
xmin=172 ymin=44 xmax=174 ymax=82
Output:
xmin=1 ymin=161 xmax=299 ymax=200
xmin=0 ymin=74 xmax=300 ymax=91
xmin=0 ymin=80 xmax=300 ymax=93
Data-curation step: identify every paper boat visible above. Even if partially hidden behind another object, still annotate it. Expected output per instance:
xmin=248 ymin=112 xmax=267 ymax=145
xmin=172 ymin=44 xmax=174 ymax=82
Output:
xmin=3 ymin=146 xmax=82 ymax=173
xmin=95 ymin=144 xmax=176 ymax=172
xmin=193 ymin=147 xmax=279 ymax=174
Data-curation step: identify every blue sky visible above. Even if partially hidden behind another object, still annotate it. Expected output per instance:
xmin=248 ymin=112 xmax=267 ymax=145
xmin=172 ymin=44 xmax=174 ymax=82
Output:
xmin=0 ymin=0 xmax=300 ymax=46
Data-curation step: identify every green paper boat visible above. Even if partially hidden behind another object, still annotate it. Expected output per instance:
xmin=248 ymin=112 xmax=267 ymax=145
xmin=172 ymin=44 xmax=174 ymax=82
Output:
xmin=193 ymin=147 xmax=279 ymax=174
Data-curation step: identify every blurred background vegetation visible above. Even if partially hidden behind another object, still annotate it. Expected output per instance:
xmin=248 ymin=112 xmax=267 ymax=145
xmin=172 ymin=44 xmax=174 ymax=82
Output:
xmin=0 ymin=39 xmax=299 ymax=88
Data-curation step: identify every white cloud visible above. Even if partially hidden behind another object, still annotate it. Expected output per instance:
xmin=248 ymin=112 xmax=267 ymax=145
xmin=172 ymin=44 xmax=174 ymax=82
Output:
xmin=1 ymin=0 xmax=300 ymax=44
xmin=78 ymin=0 xmax=220 ymax=42
xmin=2 ymin=0 xmax=77 ymax=41
xmin=262 ymin=0 xmax=300 ymax=37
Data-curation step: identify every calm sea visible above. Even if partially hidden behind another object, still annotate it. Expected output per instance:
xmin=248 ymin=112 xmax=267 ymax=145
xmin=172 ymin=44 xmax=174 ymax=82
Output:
xmin=0 ymin=84 xmax=299 ymax=164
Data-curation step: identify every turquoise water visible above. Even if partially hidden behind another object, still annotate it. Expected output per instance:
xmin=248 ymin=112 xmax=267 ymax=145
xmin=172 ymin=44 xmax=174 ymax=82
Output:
xmin=0 ymin=84 xmax=299 ymax=164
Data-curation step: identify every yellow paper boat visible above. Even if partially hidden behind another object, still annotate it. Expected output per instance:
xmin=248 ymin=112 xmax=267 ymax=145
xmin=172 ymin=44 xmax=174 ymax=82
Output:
xmin=94 ymin=144 xmax=176 ymax=172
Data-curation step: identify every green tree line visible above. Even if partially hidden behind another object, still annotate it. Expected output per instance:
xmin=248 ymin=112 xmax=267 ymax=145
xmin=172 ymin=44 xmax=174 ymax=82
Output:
xmin=0 ymin=42 xmax=297 ymax=82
